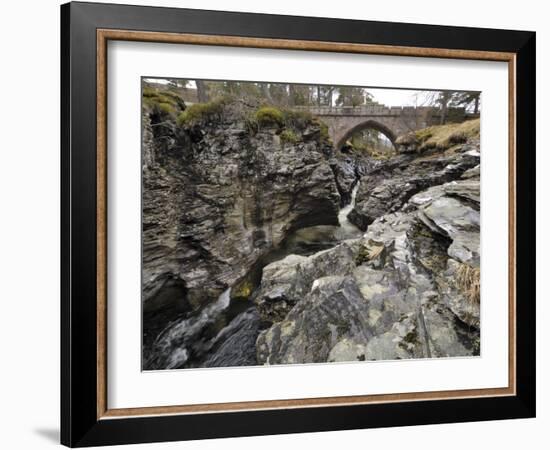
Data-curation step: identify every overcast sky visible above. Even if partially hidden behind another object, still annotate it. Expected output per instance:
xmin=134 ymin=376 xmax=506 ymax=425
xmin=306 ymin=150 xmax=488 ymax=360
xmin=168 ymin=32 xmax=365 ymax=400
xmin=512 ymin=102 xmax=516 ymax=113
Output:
xmin=367 ymin=88 xmax=435 ymax=107
xmin=144 ymin=78 xmax=437 ymax=107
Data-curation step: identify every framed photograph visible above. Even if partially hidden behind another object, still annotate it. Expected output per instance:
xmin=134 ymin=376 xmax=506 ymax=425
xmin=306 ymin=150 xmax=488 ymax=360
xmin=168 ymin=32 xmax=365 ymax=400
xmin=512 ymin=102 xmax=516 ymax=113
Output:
xmin=61 ymin=1 xmax=536 ymax=447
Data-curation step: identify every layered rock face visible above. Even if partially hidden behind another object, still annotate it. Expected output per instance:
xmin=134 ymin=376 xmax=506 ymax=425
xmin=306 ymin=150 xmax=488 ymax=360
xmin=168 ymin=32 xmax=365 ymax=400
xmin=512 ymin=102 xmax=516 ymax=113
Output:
xmin=256 ymin=139 xmax=481 ymax=364
xmin=142 ymin=103 xmax=341 ymax=323
xmin=348 ymin=140 xmax=480 ymax=230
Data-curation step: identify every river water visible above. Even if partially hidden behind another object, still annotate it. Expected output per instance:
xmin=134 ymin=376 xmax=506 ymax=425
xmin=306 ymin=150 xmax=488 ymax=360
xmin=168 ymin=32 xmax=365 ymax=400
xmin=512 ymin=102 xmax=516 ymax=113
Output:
xmin=144 ymin=181 xmax=363 ymax=370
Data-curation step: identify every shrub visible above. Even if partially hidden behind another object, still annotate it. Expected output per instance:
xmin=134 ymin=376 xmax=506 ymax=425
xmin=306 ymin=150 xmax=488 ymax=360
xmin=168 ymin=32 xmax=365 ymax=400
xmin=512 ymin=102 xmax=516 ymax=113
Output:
xmin=282 ymin=109 xmax=313 ymax=129
xmin=254 ymin=106 xmax=284 ymax=127
xmin=280 ymin=129 xmax=300 ymax=145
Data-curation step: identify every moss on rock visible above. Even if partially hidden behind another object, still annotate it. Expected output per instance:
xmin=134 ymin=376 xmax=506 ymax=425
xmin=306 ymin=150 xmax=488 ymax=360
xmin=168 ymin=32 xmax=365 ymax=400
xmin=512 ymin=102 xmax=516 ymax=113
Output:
xmin=280 ymin=129 xmax=300 ymax=145
xmin=177 ymin=99 xmax=226 ymax=126
xmin=231 ymin=278 xmax=255 ymax=302
xmin=142 ymin=85 xmax=185 ymax=116
xmin=254 ymin=106 xmax=284 ymax=127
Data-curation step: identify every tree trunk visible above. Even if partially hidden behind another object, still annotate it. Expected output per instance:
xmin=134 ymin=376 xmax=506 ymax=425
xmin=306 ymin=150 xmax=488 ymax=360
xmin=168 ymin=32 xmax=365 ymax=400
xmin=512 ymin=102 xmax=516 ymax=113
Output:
xmin=317 ymin=86 xmax=321 ymax=107
xmin=474 ymin=95 xmax=479 ymax=114
xmin=196 ymin=80 xmax=209 ymax=103
xmin=439 ymin=92 xmax=450 ymax=125
xmin=261 ymin=83 xmax=273 ymax=103
xmin=288 ymin=84 xmax=295 ymax=106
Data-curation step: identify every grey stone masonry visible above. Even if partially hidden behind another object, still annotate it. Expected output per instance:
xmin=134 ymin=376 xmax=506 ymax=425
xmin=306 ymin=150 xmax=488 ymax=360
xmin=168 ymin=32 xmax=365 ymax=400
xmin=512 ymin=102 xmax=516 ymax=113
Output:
xmin=293 ymin=105 xmax=471 ymax=148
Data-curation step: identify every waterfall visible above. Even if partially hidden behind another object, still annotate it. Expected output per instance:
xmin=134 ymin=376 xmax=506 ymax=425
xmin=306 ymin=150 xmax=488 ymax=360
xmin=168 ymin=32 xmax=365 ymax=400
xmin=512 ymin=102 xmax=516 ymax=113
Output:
xmin=335 ymin=181 xmax=362 ymax=240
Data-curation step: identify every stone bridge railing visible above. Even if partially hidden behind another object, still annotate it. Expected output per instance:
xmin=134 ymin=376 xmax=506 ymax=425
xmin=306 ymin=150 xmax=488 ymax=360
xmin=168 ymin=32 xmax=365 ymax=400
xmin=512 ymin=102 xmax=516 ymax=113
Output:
xmin=292 ymin=105 xmax=467 ymax=118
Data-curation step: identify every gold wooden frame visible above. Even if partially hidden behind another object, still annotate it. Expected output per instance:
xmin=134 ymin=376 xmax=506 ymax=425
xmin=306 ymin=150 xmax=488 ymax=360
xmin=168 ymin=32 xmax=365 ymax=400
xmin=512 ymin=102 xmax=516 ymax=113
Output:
xmin=96 ymin=29 xmax=516 ymax=420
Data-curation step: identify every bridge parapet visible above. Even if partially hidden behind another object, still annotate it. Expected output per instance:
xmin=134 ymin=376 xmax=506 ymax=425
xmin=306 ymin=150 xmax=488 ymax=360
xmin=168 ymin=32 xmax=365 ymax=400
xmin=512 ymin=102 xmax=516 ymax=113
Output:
xmin=292 ymin=105 xmax=446 ymax=117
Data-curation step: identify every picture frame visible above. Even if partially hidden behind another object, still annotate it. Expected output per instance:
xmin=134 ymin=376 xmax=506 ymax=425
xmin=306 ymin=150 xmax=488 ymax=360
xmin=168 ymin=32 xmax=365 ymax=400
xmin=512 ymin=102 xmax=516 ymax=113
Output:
xmin=60 ymin=1 xmax=536 ymax=447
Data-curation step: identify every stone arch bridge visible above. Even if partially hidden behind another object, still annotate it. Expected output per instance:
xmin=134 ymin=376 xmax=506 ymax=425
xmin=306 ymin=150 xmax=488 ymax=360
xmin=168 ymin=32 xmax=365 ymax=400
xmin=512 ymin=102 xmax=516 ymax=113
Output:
xmin=294 ymin=105 xmax=470 ymax=150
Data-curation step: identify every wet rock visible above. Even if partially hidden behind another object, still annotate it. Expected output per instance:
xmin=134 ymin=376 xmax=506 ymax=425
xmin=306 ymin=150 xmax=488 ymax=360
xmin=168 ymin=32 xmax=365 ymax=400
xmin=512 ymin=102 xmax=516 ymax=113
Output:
xmin=330 ymin=156 xmax=358 ymax=206
xmin=203 ymin=308 xmax=261 ymax=367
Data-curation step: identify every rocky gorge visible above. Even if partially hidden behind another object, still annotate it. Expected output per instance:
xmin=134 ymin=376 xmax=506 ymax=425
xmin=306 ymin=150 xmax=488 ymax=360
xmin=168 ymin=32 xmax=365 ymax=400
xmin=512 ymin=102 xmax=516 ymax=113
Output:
xmin=142 ymin=89 xmax=481 ymax=370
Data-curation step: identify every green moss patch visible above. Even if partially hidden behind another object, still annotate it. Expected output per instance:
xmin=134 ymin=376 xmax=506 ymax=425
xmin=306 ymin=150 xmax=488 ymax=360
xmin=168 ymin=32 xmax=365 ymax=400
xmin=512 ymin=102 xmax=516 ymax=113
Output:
xmin=280 ymin=129 xmax=300 ymax=145
xmin=254 ymin=106 xmax=284 ymax=127
xmin=231 ymin=278 xmax=255 ymax=302
xmin=142 ymin=86 xmax=185 ymax=116
xmin=176 ymin=99 xmax=226 ymax=126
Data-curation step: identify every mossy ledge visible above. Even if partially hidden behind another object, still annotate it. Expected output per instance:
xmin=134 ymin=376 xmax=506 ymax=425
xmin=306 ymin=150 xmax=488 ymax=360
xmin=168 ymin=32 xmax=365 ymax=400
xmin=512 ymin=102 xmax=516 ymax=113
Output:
xmin=254 ymin=106 xmax=284 ymax=127
xmin=396 ymin=119 xmax=480 ymax=153
xmin=177 ymin=98 xmax=229 ymax=126
xmin=251 ymin=106 xmax=331 ymax=144
xmin=143 ymin=86 xmax=186 ymax=116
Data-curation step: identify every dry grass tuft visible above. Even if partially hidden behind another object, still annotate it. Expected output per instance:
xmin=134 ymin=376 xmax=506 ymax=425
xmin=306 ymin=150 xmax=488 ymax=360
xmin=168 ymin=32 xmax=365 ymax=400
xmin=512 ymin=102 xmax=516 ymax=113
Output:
xmin=456 ymin=263 xmax=480 ymax=304
xmin=355 ymin=241 xmax=385 ymax=266
xmin=416 ymin=118 xmax=480 ymax=151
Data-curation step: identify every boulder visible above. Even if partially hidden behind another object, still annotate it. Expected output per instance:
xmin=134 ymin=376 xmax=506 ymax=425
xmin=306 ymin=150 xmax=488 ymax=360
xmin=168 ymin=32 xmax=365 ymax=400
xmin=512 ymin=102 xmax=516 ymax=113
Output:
xmin=255 ymin=240 xmax=360 ymax=323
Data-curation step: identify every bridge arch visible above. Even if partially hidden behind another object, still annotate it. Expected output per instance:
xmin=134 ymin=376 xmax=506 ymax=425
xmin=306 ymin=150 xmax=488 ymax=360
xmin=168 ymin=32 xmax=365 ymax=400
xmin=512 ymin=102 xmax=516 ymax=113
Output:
xmin=335 ymin=119 xmax=397 ymax=151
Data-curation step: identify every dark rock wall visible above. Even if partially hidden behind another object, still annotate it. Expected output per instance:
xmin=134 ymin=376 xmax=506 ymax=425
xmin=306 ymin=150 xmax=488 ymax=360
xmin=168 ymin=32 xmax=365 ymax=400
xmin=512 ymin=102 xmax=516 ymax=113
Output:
xmin=142 ymin=109 xmax=341 ymax=314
